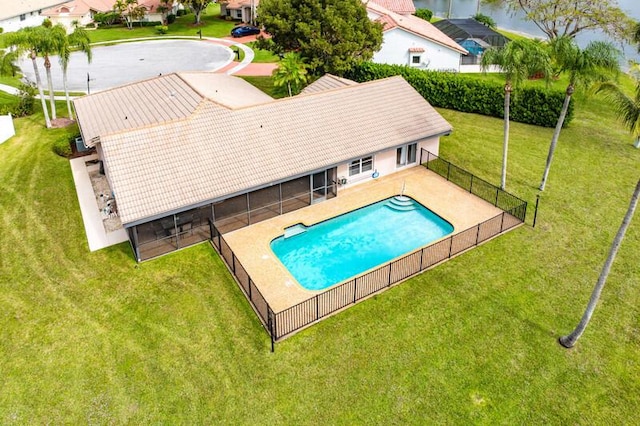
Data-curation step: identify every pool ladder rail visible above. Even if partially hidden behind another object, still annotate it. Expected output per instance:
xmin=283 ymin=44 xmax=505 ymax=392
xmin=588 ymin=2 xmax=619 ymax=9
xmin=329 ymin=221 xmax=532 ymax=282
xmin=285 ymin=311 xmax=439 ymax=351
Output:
xmin=385 ymin=195 xmax=416 ymax=212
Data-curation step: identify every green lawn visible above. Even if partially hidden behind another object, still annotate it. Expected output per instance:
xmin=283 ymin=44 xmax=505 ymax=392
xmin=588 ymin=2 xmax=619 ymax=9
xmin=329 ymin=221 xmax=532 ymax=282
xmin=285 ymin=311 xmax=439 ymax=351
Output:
xmin=87 ymin=4 xmax=235 ymax=43
xmin=0 ymin=76 xmax=639 ymax=423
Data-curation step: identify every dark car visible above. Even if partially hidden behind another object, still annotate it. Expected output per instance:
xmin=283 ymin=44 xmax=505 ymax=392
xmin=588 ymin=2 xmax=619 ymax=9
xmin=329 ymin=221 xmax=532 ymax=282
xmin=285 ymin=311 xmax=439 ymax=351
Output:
xmin=231 ymin=25 xmax=261 ymax=38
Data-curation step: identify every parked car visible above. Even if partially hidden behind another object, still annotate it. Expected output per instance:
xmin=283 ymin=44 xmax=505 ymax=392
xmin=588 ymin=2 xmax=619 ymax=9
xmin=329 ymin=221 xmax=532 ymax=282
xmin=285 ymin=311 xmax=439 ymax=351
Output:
xmin=231 ymin=25 xmax=261 ymax=38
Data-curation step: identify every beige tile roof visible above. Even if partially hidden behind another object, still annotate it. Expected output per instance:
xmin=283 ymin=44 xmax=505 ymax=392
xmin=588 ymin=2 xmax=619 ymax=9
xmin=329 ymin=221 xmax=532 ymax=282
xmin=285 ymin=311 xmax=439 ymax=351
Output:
xmin=73 ymin=73 xmax=274 ymax=146
xmin=74 ymin=74 xmax=204 ymax=146
xmin=367 ymin=1 xmax=467 ymax=55
xmin=368 ymin=0 xmax=415 ymax=15
xmin=0 ymin=0 xmax=68 ymax=20
xmin=178 ymin=72 xmax=273 ymax=107
xmin=301 ymin=74 xmax=358 ymax=95
xmin=90 ymin=75 xmax=452 ymax=225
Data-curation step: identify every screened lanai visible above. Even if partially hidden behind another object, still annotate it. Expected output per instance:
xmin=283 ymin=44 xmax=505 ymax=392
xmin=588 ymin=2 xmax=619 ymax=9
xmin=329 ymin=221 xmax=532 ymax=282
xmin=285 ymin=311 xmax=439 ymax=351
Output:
xmin=129 ymin=168 xmax=337 ymax=261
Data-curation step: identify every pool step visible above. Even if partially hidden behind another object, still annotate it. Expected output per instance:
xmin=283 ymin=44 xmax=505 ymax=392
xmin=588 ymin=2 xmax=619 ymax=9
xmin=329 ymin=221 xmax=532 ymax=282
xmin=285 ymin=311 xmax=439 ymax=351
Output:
xmin=385 ymin=196 xmax=416 ymax=212
xmin=284 ymin=223 xmax=308 ymax=238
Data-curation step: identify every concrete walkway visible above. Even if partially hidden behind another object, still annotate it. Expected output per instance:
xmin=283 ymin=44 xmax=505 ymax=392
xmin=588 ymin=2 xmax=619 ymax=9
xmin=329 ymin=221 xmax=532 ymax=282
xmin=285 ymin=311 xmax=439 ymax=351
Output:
xmin=70 ymin=154 xmax=128 ymax=251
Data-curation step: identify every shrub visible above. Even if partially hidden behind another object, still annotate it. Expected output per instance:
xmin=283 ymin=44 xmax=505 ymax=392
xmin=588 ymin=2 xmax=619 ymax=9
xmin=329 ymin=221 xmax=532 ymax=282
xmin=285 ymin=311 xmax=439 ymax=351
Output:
xmin=344 ymin=62 xmax=573 ymax=128
xmin=1 ymin=83 xmax=37 ymax=117
xmin=137 ymin=21 xmax=162 ymax=27
xmin=94 ymin=11 xmax=120 ymax=27
xmin=414 ymin=9 xmax=433 ymax=22
xmin=85 ymin=22 xmax=96 ymax=28
xmin=167 ymin=13 xmax=176 ymax=24
xmin=53 ymin=136 xmax=73 ymax=158
xmin=41 ymin=18 xmax=52 ymax=28
xmin=155 ymin=25 xmax=168 ymax=34
xmin=473 ymin=13 xmax=497 ymax=29
xmin=177 ymin=9 xmax=187 ymax=16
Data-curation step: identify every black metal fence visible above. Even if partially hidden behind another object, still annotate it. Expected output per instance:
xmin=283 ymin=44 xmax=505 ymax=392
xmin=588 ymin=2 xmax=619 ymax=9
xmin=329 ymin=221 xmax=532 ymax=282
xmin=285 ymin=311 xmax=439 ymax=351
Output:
xmin=209 ymin=152 xmax=528 ymax=349
xmin=420 ymin=149 xmax=527 ymax=222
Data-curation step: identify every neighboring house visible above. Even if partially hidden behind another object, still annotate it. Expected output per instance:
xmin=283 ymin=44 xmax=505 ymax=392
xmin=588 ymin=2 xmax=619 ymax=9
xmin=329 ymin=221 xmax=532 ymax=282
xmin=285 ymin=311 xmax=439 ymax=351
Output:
xmin=135 ymin=0 xmax=174 ymax=24
xmin=219 ymin=0 xmax=258 ymax=23
xmin=42 ymin=0 xmax=175 ymax=30
xmin=41 ymin=0 xmax=113 ymax=30
xmin=0 ymin=0 xmax=67 ymax=32
xmin=432 ymin=19 xmax=510 ymax=65
xmin=367 ymin=1 xmax=467 ymax=71
xmin=368 ymin=0 xmax=415 ymax=15
xmin=73 ymin=73 xmax=452 ymax=261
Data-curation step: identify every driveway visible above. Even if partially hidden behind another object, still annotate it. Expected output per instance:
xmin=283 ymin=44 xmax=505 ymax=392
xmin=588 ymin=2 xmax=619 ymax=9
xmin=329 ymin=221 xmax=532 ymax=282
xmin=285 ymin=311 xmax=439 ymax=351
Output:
xmin=17 ymin=39 xmax=233 ymax=93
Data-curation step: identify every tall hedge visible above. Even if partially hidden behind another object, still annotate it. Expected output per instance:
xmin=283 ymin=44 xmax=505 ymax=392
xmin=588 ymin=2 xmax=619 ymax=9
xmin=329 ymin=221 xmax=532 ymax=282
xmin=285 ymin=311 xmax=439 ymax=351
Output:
xmin=344 ymin=62 xmax=573 ymax=128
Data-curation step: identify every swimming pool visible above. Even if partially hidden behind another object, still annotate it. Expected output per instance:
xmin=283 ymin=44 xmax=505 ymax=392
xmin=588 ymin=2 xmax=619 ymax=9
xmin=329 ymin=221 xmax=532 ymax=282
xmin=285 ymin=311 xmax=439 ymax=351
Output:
xmin=270 ymin=196 xmax=454 ymax=290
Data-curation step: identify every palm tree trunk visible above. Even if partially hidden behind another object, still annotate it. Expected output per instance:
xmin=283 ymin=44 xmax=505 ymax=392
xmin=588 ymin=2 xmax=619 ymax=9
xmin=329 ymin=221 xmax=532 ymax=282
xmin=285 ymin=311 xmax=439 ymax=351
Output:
xmin=559 ymin=178 xmax=640 ymax=348
xmin=501 ymin=83 xmax=511 ymax=190
xmin=287 ymin=82 xmax=292 ymax=97
xmin=31 ymin=52 xmax=51 ymax=128
xmin=447 ymin=0 xmax=453 ymax=18
xmin=63 ymin=66 xmax=73 ymax=119
xmin=44 ymin=56 xmax=57 ymax=121
xmin=539 ymin=86 xmax=574 ymax=191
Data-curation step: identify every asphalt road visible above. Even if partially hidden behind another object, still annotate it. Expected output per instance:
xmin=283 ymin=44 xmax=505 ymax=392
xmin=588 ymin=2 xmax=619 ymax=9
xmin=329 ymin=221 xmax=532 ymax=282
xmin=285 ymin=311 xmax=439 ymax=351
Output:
xmin=18 ymin=39 xmax=232 ymax=93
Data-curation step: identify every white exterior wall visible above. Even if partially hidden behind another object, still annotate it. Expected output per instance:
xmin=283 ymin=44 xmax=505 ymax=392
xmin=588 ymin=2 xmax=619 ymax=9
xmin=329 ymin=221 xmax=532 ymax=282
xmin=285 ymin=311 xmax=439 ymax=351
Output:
xmin=48 ymin=13 xmax=93 ymax=31
xmin=373 ymin=28 xmax=462 ymax=72
xmin=0 ymin=13 xmax=47 ymax=33
xmin=336 ymin=136 xmax=440 ymax=189
xmin=0 ymin=114 xmax=15 ymax=145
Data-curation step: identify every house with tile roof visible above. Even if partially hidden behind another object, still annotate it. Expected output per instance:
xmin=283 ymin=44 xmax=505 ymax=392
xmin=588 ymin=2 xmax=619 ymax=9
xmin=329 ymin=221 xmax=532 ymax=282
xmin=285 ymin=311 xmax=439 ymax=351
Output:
xmin=73 ymin=72 xmax=453 ymax=261
xmin=368 ymin=0 xmax=415 ymax=16
xmin=0 ymin=0 xmax=67 ymax=32
xmin=366 ymin=1 xmax=468 ymax=71
xmin=41 ymin=0 xmax=113 ymax=29
xmin=220 ymin=0 xmax=258 ymax=24
xmin=42 ymin=0 xmax=176 ymax=31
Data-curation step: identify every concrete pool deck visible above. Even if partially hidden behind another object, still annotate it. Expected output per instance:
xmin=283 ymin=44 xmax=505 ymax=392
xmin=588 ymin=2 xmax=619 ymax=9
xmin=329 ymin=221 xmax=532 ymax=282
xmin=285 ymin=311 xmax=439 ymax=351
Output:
xmin=223 ymin=166 xmax=507 ymax=312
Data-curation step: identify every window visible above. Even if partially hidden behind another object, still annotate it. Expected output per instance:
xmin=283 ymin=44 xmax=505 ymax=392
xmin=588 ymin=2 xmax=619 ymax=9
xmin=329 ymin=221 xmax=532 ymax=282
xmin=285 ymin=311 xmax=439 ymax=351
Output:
xmin=349 ymin=156 xmax=373 ymax=176
xmin=411 ymin=55 xmax=421 ymax=64
xmin=20 ymin=14 xmax=26 ymax=21
xmin=396 ymin=143 xmax=417 ymax=167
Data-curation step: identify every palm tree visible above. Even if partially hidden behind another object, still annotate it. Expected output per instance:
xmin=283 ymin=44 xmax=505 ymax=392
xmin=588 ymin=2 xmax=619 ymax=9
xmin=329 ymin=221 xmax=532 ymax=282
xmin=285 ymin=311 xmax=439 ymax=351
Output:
xmin=481 ymin=38 xmax=551 ymax=190
xmin=60 ymin=24 xmax=92 ymax=119
xmin=597 ymin=21 xmax=640 ymax=149
xmin=559 ymin=178 xmax=640 ymax=348
xmin=0 ymin=49 xmax=20 ymax=77
xmin=6 ymin=26 xmax=52 ymax=128
xmin=41 ymin=24 xmax=67 ymax=122
xmin=538 ymin=38 xmax=621 ymax=191
xmin=272 ymin=53 xmax=308 ymax=97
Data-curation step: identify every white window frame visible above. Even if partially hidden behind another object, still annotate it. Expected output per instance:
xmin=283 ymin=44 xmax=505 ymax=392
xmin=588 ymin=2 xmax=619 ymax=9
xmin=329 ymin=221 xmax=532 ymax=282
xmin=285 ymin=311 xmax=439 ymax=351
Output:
xmin=349 ymin=156 xmax=373 ymax=177
xmin=396 ymin=143 xmax=417 ymax=167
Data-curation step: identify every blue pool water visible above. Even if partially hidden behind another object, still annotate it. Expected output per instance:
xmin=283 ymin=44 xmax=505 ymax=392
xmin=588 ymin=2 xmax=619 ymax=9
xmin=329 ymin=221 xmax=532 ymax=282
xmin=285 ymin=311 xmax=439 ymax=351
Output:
xmin=270 ymin=196 xmax=454 ymax=290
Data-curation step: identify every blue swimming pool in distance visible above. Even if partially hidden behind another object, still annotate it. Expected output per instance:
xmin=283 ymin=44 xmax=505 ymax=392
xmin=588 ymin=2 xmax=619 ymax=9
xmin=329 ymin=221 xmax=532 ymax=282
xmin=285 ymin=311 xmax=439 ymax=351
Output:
xmin=270 ymin=196 xmax=454 ymax=290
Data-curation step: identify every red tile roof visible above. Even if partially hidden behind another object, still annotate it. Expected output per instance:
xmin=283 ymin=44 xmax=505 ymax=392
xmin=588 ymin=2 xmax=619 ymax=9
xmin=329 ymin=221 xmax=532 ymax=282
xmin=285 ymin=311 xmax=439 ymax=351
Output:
xmin=369 ymin=0 xmax=415 ymax=15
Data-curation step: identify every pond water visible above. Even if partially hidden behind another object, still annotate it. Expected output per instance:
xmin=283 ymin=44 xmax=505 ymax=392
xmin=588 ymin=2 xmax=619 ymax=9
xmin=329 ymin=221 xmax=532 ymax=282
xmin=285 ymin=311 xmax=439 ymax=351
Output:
xmin=414 ymin=0 xmax=640 ymax=66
